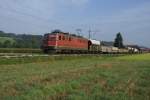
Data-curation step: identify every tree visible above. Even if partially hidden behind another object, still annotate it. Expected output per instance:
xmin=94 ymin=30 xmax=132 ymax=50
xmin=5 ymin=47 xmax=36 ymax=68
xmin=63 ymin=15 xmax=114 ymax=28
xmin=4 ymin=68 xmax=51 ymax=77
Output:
xmin=114 ymin=32 xmax=124 ymax=48
xmin=3 ymin=40 xmax=12 ymax=48
xmin=0 ymin=42 xmax=3 ymax=48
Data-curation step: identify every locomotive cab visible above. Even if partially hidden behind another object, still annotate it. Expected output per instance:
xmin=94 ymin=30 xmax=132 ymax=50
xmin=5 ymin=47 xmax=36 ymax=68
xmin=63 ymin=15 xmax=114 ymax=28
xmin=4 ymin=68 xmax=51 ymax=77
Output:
xmin=42 ymin=33 xmax=58 ymax=53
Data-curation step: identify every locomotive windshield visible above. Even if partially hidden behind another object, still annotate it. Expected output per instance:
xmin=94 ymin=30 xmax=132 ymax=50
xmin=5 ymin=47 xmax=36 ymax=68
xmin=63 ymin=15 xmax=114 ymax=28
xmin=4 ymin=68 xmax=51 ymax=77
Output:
xmin=43 ymin=34 xmax=49 ymax=41
xmin=49 ymin=35 xmax=56 ymax=41
xmin=44 ymin=34 xmax=57 ymax=41
xmin=49 ymin=37 xmax=56 ymax=41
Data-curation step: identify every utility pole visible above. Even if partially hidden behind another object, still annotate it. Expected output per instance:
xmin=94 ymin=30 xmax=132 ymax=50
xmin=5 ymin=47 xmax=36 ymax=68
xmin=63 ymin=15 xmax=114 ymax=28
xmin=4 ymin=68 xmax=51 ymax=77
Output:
xmin=88 ymin=29 xmax=91 ymax=39
xmin=88 ymin=29 xmax=100 ymax=39
xmin=76 ymin=29 xmax=82 ymax=36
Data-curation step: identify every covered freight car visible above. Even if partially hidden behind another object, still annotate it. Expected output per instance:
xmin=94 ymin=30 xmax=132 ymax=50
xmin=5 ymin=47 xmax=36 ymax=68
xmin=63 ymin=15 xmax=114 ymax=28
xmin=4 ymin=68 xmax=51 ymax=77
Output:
xmin=88 ymin=39 xmax=101 ymax=53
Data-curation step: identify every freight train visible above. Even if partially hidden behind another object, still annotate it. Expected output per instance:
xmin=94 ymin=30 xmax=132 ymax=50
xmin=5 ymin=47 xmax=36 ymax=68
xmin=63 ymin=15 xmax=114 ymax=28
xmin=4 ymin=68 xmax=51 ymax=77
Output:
xmin=41 ymin=31 xmax=138 ymax=54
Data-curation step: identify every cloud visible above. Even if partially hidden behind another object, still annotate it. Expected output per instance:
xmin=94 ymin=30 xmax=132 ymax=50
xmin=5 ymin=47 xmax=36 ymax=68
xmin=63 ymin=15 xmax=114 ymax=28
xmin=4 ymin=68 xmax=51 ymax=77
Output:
xmin=0 ymin=0 xmax=149 ymax=47
xmin=0 ymin=0 xmax=90 ymax=23
xmin=58 ymin=0 xmax=89 ymax=6
xmin=89 ymin=2 xmax=150 ymax=33
xmin=80 ymin=2 xmax=150 ymax=46
xmin=70 ymin=0 xmax=89 ymax=5
xmin=0 ymin=0 xmax=55 ymax=17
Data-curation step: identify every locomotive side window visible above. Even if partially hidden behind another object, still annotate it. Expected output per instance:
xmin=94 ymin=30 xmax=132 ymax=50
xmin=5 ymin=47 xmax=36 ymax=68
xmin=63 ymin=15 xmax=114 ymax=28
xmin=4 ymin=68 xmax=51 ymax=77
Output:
xmin=69 ymin=37 xmax=71 ymax=41
xmin=63 ymin=36 xmax=65 ymax=40
xmin=59 ymin=36 xmax=61 ymax=40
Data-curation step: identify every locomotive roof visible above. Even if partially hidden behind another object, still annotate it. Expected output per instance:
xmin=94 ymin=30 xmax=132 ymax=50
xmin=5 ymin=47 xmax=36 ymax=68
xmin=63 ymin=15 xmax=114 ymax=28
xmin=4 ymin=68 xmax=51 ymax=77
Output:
xmin=47 ymin=32 xmax=87 ymax=39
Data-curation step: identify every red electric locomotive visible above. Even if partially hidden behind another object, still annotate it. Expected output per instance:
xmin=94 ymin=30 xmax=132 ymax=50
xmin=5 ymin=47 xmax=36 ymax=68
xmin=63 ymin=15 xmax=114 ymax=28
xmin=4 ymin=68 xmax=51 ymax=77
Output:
xmin=42 ymin=30 xmax=89 ymax=53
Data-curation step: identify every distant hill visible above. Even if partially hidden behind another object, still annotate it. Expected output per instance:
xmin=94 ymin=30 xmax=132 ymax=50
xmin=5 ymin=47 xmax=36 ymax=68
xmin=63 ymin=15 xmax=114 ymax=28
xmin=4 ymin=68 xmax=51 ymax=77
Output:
xmin=0 ymin=30 xmax=43 ymax=48
xmin=101 ymin=41 xmax=114 ymax=47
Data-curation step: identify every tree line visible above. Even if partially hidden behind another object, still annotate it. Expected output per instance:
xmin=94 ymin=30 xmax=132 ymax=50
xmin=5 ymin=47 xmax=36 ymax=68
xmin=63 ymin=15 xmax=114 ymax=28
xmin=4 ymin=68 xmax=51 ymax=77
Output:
xmin=0 ymin=31 xmax=43 ymax=48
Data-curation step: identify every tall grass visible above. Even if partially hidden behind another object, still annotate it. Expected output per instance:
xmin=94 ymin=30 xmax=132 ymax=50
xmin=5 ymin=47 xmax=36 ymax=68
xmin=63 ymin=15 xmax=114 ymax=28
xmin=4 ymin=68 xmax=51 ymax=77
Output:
xmin=0 ymin=54 xmax=150 ymax=100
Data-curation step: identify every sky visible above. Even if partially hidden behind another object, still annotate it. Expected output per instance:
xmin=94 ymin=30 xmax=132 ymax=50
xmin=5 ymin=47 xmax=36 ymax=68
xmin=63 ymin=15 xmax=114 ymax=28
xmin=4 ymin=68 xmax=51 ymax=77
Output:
xmin=0 ymin=0 xmax=150 ymax=47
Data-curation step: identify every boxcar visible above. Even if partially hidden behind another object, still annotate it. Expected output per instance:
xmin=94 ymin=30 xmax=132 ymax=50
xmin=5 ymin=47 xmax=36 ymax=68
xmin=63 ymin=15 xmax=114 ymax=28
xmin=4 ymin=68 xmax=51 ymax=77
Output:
xmin=101 ymin=46 xmax=112 ymax=53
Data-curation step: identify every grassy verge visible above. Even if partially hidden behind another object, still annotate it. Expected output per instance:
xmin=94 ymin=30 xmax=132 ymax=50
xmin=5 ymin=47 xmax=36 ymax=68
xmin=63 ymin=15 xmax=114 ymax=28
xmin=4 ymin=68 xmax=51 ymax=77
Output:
xmin=0 ymin=55 xmax=115 ymax=65
xmin=0 ymin=54 xmax=150 ymax=100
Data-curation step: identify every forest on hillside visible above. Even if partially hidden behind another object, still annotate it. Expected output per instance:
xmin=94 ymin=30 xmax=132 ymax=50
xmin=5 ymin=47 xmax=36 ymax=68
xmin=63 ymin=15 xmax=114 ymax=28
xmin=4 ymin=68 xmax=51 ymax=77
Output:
xmin=0 ymin=31 xmax=43 ymax=48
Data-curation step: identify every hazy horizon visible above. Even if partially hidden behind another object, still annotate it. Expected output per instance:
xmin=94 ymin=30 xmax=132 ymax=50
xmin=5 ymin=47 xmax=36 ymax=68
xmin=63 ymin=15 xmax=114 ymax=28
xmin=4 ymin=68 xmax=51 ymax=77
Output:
xmin=0 ymin=0 xmax=150 ymax=47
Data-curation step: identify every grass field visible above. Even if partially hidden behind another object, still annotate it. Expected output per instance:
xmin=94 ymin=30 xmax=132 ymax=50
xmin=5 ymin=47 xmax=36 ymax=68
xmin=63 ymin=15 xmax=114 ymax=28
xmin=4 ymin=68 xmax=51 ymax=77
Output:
xmin=0 ymin=54 xmax=150 ymax=100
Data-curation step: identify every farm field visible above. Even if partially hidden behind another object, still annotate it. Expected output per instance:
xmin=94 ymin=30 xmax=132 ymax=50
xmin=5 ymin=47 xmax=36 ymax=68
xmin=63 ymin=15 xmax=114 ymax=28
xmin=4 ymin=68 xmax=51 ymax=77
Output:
xmin=0 ymin=54 xmax=150 ymax=100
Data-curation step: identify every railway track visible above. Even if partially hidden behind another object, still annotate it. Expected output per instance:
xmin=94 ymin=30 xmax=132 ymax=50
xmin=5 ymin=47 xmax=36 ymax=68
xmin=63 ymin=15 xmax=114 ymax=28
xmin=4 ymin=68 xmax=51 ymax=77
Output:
xmin=0 ymin=53 xmax=49 ymax=58
xmin=0 ymin=53 xmax=128 ymax=58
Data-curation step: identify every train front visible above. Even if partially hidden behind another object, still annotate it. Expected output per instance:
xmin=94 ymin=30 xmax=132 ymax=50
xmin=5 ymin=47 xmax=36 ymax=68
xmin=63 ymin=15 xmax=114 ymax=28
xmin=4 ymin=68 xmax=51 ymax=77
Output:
xmin=42 ymin=33 xmax=58 ymax=53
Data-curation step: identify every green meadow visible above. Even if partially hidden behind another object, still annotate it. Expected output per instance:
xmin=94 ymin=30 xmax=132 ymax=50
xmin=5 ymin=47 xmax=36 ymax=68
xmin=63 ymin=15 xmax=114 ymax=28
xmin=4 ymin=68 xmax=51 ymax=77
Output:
xmin=0 ymin=54 xmax=150 ymax=100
